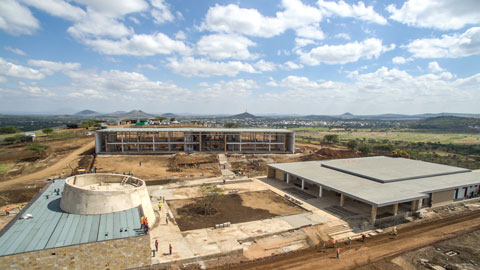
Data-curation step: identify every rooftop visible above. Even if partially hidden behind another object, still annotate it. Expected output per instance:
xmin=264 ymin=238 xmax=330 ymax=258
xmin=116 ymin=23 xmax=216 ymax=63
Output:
xmin=0 ymin=179 xmax=144 ymax=257
xmin=269 ymin=157 xmax=480 ymax=207
xmin=97 ymin=128 xmax=293 ymax=133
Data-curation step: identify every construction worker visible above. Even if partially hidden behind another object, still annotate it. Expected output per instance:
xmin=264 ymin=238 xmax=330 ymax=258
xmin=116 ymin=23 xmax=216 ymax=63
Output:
xmin=332 ymin=239 xmax=336 ymax=248
xmin=158 ymin=202 xmax=162 ymax=211
xmin=155 ymin=240 xmax=158 ymax=252
xmin=321 ymin=241 xmax=326 ymax=253
xmin=392 ymin=227 xmax=398 ymax=238
xmin=336 ymin=248 xmax=340 ymax=259
xmin=5 ymin=206 xmax=9 ymax=216
xmin=144 ymin=219 xmax=149 ymax=234
xmin=166 ymin=216 xmax=169 ymax=225
xmin=140 ymin=216 xmax=145 ymax=229
xmin=169 ymin=243 xmax=172 ymax=255
xmin=346 ymin=236 xmax=352 ymax=245
xmin=362 ymin=233 xmax=366 ymax=242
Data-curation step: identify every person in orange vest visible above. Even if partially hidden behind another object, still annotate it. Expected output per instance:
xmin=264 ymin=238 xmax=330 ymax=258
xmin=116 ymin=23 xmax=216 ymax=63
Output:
xmin=140 ymin=216 xmax=145 ymax=229
xmin=154 ymin=240 xmax=158 ymax=252
xmin=5 ymin=206 xmax=9 ymax=216
xmin=336 ymin=248 xmax=340 ymax=259
xmin=392 ymin=226 xmax=398 ymax=238
xmin=144 ymin=218 xmax=149 ymax=233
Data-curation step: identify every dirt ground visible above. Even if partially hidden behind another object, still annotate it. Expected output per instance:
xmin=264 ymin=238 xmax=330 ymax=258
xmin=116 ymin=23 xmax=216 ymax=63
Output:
xmin=216 ymin=210 xmax=480 ymax=270
xmin=93 ymin=153 xmax=221 ymax=181
xmin=169 ymin=190 xmax=306 ymax=231
xmin=358 ymin=229 xmax=480 ymax=270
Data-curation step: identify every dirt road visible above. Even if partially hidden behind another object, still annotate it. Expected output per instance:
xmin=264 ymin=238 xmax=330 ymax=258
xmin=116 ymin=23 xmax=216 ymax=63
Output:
xmin=0 ymin=140 xmax=94 ymax=189
xmin=219 ymin=211 xmax=480 ymax=270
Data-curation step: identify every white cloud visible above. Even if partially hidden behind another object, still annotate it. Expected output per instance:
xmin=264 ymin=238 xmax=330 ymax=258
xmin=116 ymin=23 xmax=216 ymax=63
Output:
xmin=282 ymin=61 xmax=303 ymax=70
xmin=318 ymin=0 xmax=387 ymax=25
xmin=199 ymin=0 xmax=322 ymax=38
xmin=67 ymin=10 xmax=133 ymax=39
xmin=18 ymin=82 xmax=56 ymax=97
xmin=387 ymin=0 xmax=480 ymax=30
xmin=136 ymin=64 xmax=157 ymax=70
xmin=196 ymin=34 xmax=257 ymax=60
xmin=253 ymin=60 xmax=276 ymax=72
xmin=22 ymin=0 xmax=86 ymax=21
xmin=197 ymin=79 xmax=257 ymax=99
xmin=0 ymin=58 xmax=44 ymax=80
xmin=166 ymin=57 xmax=257 ymax=77
xmin=428 ymin=61 xmax=444 ymax=73
xmin=150 ymin=0 xmax=174 ymax=24
xmin=294 ymin=38 xmax=316 ymax=49
xmin=299 ymin=38 xmax=394 ymax=65
xmin=175 ymin=30 xmax=186 ymax=40
xmin=0 ymin=0 xmax=39 ymax=35
xmin=407 ymin=27 xmax=480 ymax=58
xmin=0 ymin=76 xmax=7 ymax=83
xmin=334 ymin=33 xmax=351 ymax=40
xmin=27 ymin=59 xmax=81 ymax=75
xmin=296 ymin=23 xmax=324 ymax=40
xmin=83 ymin=33 xmax=190 ymax=56
xmin=72 ymin=0 xmax=148 ymax=17
xmin=4 ymin=46 xmax=27 ymax=56
xmin=392 ymin=56 xmax=412 ymax=65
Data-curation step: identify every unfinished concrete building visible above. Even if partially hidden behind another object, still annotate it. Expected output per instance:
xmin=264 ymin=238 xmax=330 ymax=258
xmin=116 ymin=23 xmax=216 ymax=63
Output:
xmin=268 ymin=157 xmax=480 ymax=224
xmin=95 ymin=128 xmax=295 ymax=154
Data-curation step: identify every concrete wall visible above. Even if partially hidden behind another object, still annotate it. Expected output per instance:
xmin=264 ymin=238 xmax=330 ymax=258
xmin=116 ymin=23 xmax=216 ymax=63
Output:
xmin=431 ymin=189 xmax=455 ymax=207
xmin=0 ymin=235 xmax=151 ymax=270
xmin=267 ymin=167 xmax=275 ymax=178
xmin=275 ymin=169 xmax=284 ymax=181
xmin=60 ymin=174 xmax=156 ymax=225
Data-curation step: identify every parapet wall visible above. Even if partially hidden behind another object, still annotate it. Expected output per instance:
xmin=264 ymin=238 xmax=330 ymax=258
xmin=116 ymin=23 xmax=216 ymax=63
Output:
xmin=0 ymin=235 xmax=151 ymax=270
xmin=60 ymin=173 xmax=156 ymax=225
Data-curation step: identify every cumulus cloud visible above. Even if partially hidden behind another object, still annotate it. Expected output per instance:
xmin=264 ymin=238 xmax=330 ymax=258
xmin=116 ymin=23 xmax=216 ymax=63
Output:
xmin=282 ymin=61 xmax=304 ymax=70
xmin=334 ymin=33 xmax=351 ymax=40
xmin=166 ymin=57 xmax=257 ymax=77
xmin=175 ymin=30 xmax=186 ymax=40
xmin=22 ymin=0 xmax=86 ymax=21
xmin=253 ymin=60 xmax=276 ymax=72
xmin=294 ymin=38 xmax=316 ymax=50
xmin=0 ymin=58 xmax=45 ymax=80
xmin=83 ymin=33 xmax=190 ymax=56
xmin=387 ymin=0 xmax=480 ymax=30
xmin=27 ymin=59 xmax=81 ymax=75
xmin=428 ymin=62 xmax=444 ymax=73
xmin=392 ymin=56 xmax=412 ymax=65
xmin=150 ymin=0 xmax=174 ymax=24
xmin=296 ymin=23 xmax=324 ymax=40
xmin=199 ymin=0 xmax=322 ymax=38
xmin=196 ymin=34 xmax=257 ymax=60
xmin=0 ymin=0 xmax=39 ymax=35
xmin=197 ymin=79 xmax=257 ymax=99
xmin=407 ymin=27 xmax=480 ymax=58
xmin=299 ymin=38 xmax=395 ymax=65
xmin=318 ymin=0 xmax=387 ymax=25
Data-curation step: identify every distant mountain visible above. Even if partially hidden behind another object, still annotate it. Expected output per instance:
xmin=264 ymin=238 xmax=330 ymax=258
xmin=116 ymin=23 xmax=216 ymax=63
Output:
xmin=110 ymin=111 xmax=127 ymax=115
xmin=231 ymin=112 xmax=256 ymax=119
xmin=118 ymin=110 xmax=155 ymax=119
xmin=74 ymin=110 xmax=99 ymax=116
xmin=342 ymin=112 xmax=353 ymax=116
xmin=161 ymin=113 xmax=177 ymax=117
xmin=409 ymin=116 xmax=480 ymax=133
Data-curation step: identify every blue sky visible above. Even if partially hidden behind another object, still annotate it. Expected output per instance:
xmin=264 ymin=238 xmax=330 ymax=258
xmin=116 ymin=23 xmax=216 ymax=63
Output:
xmin=0 ymin=0 xmax=479 ymax=115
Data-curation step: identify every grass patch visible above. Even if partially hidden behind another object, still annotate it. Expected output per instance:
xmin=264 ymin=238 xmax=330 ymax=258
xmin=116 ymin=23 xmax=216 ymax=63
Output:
xmin=0 ymin=164 xmax=10 ymax=174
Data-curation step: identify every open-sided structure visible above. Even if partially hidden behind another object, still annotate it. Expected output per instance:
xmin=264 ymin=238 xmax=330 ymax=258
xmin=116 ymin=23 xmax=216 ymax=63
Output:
xmin=268 ymin=156 xmax=480 ymax=224
xmin=95 ymin=128 xmax=295 ymax=154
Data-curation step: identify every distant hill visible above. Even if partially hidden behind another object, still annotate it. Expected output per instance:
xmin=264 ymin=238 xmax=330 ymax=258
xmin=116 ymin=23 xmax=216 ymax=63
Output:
xmin=409 ymin=116 xmax=480 ymax=133
xmin=110 ymin=111 xmax=127 ymax=115
xmin=161 ymin=113 xmax=177 ymax=117
xmin=342 ymin=112 xmax=353 ymax=116
xmin=118 ymin=110 xmax=155 ymax=119
xmin=231 ymin=112 xmax=256 ymax=119
xmin=74 ymin=110 xmax=99 ymax=116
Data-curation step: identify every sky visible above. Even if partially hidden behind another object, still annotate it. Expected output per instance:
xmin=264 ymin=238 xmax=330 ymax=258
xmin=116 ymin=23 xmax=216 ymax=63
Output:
xmin=0 ymin=0 xmax=479 ymax=115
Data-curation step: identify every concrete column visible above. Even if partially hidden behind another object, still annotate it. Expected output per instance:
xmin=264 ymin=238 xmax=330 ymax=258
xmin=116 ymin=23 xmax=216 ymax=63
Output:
xmin=418 ymin=199 xmax=423 ymax=209
xmin=239 ymin=133 xmax=242 ymax=152
xmin=291 ymin=133 xmax=295 ymax=154
xmin=168 ymin=132 xmax=171 ymax=152
xmin=199 ymin=132 xmax=202 ymax=152
xmin=137 ymin=135 xmax=140 ymax=152
xmin=286 ymin=174 xmax=290 ymax=184
xmin=268 ymin=134 xmax=271 ymax=152
xmin=318 ymin=185 xmax=323 ymax=198
xmin=121 ymin=136 xmax=124 ymax=152
xmin=371 ymin=205 xmax=377 ymax=224
xmin=340 ymin=193 xmax=345 ymax=207
xmin=224 ymin=135 xmax=227 ymax=152
xmin=411 ymin=200 xmax=418 ymax=211
xmin=152 ymin=135 xmax=155 ymax=152
xmin=301 ymin=179 xmax=305 ymax=190
xmin=393 ymin=203 xmax=399 ymax=216
xmin=94 ymin=132 xmax=102 ymax=153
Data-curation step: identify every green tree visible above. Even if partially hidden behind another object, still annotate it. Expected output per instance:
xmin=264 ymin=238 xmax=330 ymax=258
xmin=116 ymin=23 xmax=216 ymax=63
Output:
xmin=25 ymin=143 xmax=50 ymax=158
xmin=3 ymin=137 xmax=17 ymax=144
xmin=0 ymin=126 xmax=21 ymax=134
xmin=199 ymin=183 xmax=224 ymax=215
xmin=358 ymin=144 xmax=371 ymax=155
xmin=42 ymin=128 xmax=54 ymax=135
xmin=322 ymin=134 xmax=339 ymax=144
xmin=154 ymin=117 xmax=167 ymax=122
xmin=373 ymin=144 xmax=394 ymax=154
xmin=224 ymin=123 xmax=240 ymax=128
xmin=346 ymin=139 xmax=358 ymax=150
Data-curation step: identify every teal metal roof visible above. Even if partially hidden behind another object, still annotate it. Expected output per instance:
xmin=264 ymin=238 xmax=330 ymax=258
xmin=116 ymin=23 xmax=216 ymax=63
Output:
xmin=96 ymin=128 xmax=292 ymax=133
xmin=0 ymin=179 xmax=144 ymax=257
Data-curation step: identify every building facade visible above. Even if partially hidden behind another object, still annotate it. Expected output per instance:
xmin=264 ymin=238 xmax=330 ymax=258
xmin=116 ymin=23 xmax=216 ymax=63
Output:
xmin=95 ymin=128 xmax=295 ymax=154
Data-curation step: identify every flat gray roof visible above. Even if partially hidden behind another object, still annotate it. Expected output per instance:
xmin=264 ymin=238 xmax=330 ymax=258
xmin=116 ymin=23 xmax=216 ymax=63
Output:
xmin=268 ymin=157 xmax=480 ymax=207
xmin=0 ymin=179 xmax=144 ymax=257
xmin=321 ymin=156 xmax=470 ymax=183
xmin=97 ymin=128 xmax=292 ymax=133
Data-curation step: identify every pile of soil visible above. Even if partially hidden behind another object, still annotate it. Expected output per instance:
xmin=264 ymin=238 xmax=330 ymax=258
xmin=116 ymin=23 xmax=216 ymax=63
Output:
xmin=300 ymin=147 xmax=361 ymax=161
xmin=0 ymin=185 xmax=44 ymax=204
xmin=170 ymin=190 xmax=305 ymax=231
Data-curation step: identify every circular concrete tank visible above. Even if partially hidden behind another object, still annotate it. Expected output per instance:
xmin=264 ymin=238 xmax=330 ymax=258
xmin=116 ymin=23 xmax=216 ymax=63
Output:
xmin=60 ymin=173 xmax=155 ymax=225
